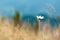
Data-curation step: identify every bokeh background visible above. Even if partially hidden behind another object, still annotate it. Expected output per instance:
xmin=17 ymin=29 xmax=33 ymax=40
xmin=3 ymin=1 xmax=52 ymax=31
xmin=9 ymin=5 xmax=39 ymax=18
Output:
xmin=0 ymin=0 xmax=60 ymax=40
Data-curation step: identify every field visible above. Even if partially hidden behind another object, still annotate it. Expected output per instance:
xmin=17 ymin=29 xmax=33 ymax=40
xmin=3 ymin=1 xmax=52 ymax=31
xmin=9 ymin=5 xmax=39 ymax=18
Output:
xmin=0 ymin=17 xmax=60 ymax=40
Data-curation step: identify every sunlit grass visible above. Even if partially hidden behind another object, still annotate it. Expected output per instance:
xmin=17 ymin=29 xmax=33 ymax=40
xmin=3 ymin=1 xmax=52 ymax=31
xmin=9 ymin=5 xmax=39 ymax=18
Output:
xmin=0 ymin=17 xmax=60 ymax=40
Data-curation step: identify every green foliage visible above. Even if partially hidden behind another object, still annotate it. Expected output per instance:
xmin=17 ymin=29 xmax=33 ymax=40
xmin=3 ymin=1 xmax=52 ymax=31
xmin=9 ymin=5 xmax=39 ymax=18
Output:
xmin=34 ymin=19 xmax=39 ymax=34
xmin=0 ymin=16 xmax=6 ymax=23
xmin=13 ymin=11 xmax=22 ymax=26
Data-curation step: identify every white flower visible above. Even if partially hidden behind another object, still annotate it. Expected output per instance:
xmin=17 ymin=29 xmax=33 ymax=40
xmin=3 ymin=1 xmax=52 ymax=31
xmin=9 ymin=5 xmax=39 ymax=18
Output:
xmin=36 ymin=16 xmax=44 ymax=20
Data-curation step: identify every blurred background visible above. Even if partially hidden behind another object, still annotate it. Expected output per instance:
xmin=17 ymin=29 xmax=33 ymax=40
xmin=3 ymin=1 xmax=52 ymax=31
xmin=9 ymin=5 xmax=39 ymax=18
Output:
xmin=0 ymin=0 xmax=60 ymax=16
xmin=0 ymin=0 xmax=60 ymax=40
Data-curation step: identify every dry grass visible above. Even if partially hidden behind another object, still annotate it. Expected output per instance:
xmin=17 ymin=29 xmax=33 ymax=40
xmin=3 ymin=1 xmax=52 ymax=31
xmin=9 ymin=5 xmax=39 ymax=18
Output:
xmin=0 ymin=17 xmax=60 ymax=40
